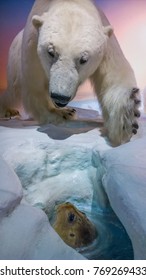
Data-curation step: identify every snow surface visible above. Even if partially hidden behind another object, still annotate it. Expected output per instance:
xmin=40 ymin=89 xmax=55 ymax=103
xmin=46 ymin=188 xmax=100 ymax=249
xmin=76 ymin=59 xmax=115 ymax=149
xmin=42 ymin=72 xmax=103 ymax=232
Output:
xmin=100 ymin=137 xmax=146 ymax=260
xmin=0 ymin=101 xmax=146 ymax=260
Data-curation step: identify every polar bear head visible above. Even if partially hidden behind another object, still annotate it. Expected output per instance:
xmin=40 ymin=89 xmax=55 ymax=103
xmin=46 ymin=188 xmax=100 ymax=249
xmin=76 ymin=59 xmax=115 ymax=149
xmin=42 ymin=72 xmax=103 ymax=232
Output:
xmin=32 ymin=1 xmax=113 ymax=108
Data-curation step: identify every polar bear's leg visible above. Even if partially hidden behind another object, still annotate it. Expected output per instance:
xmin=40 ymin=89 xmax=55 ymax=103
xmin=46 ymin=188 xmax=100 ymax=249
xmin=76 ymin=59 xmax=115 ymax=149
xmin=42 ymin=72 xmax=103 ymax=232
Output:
xmin=0 ymin=31 xmax=23 ymax=118
xmin=98 ymin=87 xmax=141 ymax=146
xmin=90 ymin=31 xmax=141 ymax=146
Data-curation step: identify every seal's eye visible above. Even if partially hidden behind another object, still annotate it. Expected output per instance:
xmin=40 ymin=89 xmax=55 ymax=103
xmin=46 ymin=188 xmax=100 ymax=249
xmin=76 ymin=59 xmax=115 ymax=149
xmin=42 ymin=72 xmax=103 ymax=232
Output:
xmin=68 ymin=213 xmax=75 ymax=223
xmin=48 ymin=46 xmax=55 ymax=58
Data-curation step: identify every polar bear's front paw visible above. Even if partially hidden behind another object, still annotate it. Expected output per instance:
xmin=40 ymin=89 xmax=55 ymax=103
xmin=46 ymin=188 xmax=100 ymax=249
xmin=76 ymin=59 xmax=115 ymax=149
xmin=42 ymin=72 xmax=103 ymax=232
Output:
xmin=57 ymin=107 xmax=77 ymax=120
xmin=105 ymin=87 xmax=141 ymax=146
xmin=119 ymin=87 xmax=141 ymax=144
xmin=38 ymin=107 xmax=77 ymax=124
xmin=130 ymin=87 xmax=141 ymax=135
xmin=62 ymin=108 xmax=76 ymax=120
xmin=3 ymin=108 xmax=20 ymax=119
xmin=48 ymin=106 xmax=77 ymax=123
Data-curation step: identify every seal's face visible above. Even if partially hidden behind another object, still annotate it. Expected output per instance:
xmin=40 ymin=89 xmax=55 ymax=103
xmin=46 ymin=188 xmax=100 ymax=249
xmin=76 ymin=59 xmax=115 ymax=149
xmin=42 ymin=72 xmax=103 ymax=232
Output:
xmin=53 ymin=202 xmax=97 ymax=248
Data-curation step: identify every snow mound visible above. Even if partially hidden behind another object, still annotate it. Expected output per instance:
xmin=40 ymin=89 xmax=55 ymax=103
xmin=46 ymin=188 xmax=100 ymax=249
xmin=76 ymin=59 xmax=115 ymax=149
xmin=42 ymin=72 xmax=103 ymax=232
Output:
xmin=0 ymin=103 xmax=146 ymax=260
xmin=100 ymin=137 xmax=146 ymax=259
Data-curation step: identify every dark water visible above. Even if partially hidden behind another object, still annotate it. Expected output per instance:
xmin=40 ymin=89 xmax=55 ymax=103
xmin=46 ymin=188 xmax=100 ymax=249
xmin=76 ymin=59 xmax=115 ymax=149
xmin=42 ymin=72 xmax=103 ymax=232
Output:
xmin=76 ymin=204 xmax=134 ymax=260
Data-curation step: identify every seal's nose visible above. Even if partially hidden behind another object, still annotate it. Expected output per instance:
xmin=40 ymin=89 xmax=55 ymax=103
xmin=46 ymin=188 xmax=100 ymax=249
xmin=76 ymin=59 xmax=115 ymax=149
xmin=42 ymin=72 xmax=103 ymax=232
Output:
xmin=51 ymin=92 xmax=71 ymax=107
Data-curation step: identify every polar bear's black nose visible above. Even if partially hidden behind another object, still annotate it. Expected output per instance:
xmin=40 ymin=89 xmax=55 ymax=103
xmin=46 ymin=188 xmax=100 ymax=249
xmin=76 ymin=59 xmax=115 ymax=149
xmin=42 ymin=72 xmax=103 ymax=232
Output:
xmin=51 ymin=92 xmax=71 ymax=107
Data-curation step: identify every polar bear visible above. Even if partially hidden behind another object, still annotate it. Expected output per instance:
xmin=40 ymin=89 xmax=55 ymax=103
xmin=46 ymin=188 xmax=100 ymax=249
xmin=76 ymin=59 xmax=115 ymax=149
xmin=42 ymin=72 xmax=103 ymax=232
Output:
xmin=0 ymin=0 xmax=140 ymax=146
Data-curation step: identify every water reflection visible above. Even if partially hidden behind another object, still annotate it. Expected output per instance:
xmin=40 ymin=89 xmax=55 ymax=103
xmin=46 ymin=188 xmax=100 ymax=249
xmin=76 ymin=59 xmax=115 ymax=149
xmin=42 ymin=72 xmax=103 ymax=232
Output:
xmin=77 ymin=205 xmax=134 ymax=260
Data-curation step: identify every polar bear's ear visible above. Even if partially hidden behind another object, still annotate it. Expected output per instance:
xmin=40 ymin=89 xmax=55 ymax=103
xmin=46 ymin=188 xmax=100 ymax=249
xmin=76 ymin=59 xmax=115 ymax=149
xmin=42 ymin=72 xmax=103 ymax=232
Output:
xmin=104 ymin=25 xmax=113 ymax=38
xmin=32 ymin=15 xmax=43 ymax=29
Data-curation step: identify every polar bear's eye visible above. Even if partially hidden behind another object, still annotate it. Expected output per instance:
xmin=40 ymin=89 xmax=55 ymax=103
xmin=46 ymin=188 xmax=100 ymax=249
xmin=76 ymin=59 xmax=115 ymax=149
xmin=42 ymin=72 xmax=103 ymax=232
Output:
xmin=48 ymin=46 xmax=55 ymax=58
xmin=80 ymin=57 xmax=88 ymax=64
xmin=79 ymin=52 xmax=89 ymax=65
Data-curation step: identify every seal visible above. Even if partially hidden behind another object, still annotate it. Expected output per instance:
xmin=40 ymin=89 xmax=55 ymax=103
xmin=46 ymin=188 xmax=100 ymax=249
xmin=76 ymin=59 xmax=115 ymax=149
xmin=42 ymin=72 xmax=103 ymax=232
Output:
xmin=52 ymin=202 xmax=97 ymax=248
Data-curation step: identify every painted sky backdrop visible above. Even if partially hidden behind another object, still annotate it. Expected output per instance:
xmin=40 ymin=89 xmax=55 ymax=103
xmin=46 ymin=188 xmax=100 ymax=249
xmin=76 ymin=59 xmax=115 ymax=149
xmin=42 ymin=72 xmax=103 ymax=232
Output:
xmin=0 ymin=0 xmax=146 ymax=91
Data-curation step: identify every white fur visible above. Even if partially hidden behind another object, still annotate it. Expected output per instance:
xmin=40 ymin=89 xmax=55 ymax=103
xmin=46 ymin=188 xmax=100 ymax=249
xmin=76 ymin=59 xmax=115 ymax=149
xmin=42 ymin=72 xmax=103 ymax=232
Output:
xmin=0 ymin=0 xmax=140 ymax=145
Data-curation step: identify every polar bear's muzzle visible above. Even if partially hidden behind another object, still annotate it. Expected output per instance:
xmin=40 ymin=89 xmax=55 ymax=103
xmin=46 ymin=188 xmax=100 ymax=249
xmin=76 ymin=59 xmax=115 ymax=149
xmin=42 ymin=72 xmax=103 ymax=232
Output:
xmin=51 ymin=92 xmax=71 ymax=108
xmin=49 ymin=61 xmax=79 ymax=108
